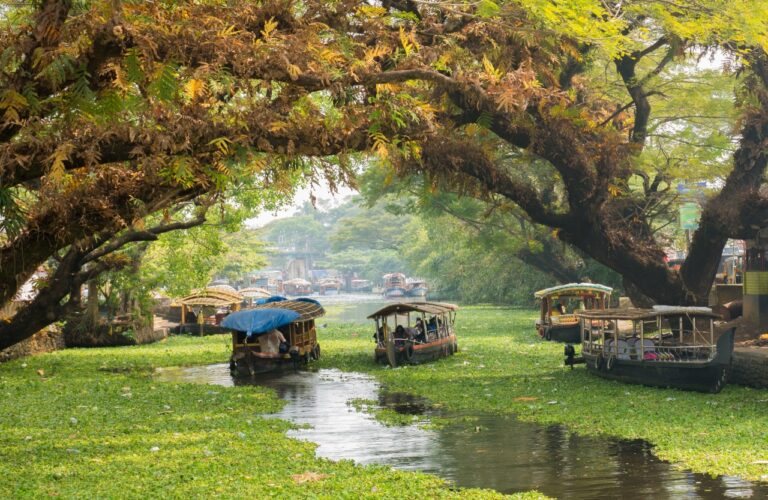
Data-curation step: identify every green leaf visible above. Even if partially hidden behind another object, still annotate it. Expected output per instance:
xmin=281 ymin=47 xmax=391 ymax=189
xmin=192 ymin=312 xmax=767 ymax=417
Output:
xmin=477 ymin=0 xmax=500 ymax=18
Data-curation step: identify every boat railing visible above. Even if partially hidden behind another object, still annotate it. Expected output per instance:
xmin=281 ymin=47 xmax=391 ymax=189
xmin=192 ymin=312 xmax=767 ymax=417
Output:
xmin=551 ymin=314 xmax=578 ymax=324
xmin=582 ymin=338 xmax=717 ymax=362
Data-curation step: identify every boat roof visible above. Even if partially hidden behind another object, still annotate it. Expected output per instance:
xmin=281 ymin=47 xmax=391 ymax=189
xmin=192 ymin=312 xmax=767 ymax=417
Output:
xmin=250 ymin=297 xmax=325 ymax=321
xmin=576 ymin=306 xmax=720 ymax=321
xmin=367 ymin=301 xmax=459 ymax=319
xmin=238 ymin=287 xmax=272 ymax=299
xmin=178 ymin=288 xmax=243 ymax=307
xmin=534 ymin=283 xmax=613 ymax=299
xmin=284 ymin=278 xmax=311 ymax=286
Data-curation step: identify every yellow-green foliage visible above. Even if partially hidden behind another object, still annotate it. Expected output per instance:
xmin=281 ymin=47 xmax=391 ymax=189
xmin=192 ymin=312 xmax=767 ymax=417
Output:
xmin=319 ymin=306 xmax=768 ymax=482
xmin=0 ymin=335 xmax=543 ymax=499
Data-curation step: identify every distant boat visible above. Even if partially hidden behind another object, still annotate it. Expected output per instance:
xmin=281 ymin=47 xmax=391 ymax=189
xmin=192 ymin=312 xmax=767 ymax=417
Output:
xmin=406 ymin=278 xmax=428 ymax=298
xmin=318 ymin=278 xmax=342 ymax=295
xmin=283 ymin=278 xmax=313 ymax=296
xmin=351 ymin=279 xmax=373 ymax=293
xmin=382 ymin=273 xmax=407 ymax=298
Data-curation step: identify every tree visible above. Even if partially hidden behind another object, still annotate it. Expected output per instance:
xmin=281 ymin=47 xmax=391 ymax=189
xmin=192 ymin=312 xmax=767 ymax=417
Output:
xmin=3 ymin=0 xmax=768 ymax=350
xmin=0 ymin=0 xmax=429 ymax=348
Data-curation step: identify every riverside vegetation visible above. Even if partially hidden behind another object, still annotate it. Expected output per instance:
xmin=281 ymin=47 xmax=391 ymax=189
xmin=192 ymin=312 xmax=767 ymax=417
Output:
xmin=3 ymin=306 xmax=767 ymax=497
xmin=0 ymin=331 xmax=538 ymax=499
xmin=319 ymin=306 xmax=768 ymax=482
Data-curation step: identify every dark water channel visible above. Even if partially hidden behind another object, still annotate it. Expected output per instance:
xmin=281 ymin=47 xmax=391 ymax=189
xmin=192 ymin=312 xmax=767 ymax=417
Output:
xmin=155 ymin=365 xmax=767 ymax=498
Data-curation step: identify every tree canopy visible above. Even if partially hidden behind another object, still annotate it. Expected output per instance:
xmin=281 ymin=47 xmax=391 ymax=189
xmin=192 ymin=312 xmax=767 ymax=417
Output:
xmin=2 ymin=0 xmax=768 ymax=348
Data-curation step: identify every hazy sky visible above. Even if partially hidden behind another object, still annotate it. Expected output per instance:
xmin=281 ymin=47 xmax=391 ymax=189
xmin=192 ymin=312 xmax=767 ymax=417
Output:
xmin=246 ymin=181 xmax=357 ymax=228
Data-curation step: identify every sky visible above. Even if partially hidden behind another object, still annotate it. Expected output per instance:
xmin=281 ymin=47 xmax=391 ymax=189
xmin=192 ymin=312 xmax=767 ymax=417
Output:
xmin=246 ymin=181 xmax=358 ymax=228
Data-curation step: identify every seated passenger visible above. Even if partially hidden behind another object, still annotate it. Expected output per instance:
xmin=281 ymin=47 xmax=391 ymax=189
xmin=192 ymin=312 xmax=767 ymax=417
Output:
xmin=408 ymin=326 xmax=425 ymax=343
xmin=427 ymin=316 xmax=437 ymax=332
xmin=394 ymin=325 xmax=409 ymax=340
xmin=415 ymin=317 xmax=425 ymax=334
xmin=373 ymin=325 xmax=385 ymax=343
xmin=261 ymin=328 xmax=286 ymax=354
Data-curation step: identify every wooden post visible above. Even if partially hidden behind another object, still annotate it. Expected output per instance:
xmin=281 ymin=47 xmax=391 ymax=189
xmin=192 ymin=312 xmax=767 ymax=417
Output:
xmin=181 ymin=304 xmax=186 ymax=325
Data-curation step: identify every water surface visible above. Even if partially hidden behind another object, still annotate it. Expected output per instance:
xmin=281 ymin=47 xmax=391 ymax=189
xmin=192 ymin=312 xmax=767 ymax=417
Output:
xmin=155 ymin=365 xmax=767 ymax=498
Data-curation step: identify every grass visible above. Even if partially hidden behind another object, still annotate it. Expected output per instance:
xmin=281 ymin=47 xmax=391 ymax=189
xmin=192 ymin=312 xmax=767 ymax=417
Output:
xmin=0 ymin=333 xmax=545 ymax=499
xmin=317 ymin=306 xmax=768 ymax=482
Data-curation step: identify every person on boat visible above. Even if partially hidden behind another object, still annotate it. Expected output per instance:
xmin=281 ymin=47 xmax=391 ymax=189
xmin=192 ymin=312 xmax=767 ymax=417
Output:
xmin=551 ymin=302 xmax=565 ymax=316
xmin=374 ymin=325 xmax=385 ymax=344
xmin=261 ymin=328 xmax=287 ymax=354
xmin=414 ymin=318 xmax=427 ymax=343
xmin=394 ymin=325 xmax=414 ymax=343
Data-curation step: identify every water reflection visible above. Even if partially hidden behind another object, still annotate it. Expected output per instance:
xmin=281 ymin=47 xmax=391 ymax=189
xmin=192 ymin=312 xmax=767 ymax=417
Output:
xmin=154 ymin=365 xmax=767 ymax=499
xmin=319 ymin=294 xmax=427 ymax=324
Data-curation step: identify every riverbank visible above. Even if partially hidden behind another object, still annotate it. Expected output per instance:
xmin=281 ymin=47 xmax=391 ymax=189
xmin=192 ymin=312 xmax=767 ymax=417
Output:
xmin=318 ymin=306 xmax=768 ymax=482
xmin=0 ymin=335 xmax=539 ymax=498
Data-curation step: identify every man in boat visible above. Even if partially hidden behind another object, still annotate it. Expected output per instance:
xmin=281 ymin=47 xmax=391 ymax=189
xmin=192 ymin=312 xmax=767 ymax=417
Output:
xmin=414 ymin=318 xmax=427 ymax=343
xmin=260 ymin=328 xmax=287 ymax=354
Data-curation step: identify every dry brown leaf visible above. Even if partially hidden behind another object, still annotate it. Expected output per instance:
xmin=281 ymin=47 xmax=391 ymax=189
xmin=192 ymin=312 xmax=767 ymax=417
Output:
xmin=291 ymin=472 xmax=329 ymax=484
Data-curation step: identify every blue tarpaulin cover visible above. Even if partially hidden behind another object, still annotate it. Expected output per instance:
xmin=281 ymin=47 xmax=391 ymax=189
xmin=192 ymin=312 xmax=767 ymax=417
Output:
xmin=254 ymin=295 xmax=288 ymax=305
xmin=221 ymin=308 xmax=300 ymax=336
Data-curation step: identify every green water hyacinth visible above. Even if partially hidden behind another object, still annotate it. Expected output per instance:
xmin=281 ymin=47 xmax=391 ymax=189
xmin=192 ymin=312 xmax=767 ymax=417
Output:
xmin=318 ymin=306 xmax=768 ymax=482
xmin=0 ymin=335 xmax=543 ymax=499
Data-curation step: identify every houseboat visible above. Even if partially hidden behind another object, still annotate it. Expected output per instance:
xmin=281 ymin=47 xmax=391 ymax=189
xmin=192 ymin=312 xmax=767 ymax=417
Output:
xmin=351 ymin=279 xmax=373 ymax=293
xmin=252 ymin=271 xmax=284 ymax=295
xmin=534 ymin=283 xmax=612 ymax=343
xmin=369 ymin=302 xmax=459 ymax=367
xmin=570 ymin=306 xmax=735 ymax=393
xmin=283 ymin=278 xmax=313 ymax=296
xmin=222 ymin=297 xmax=324 ymax=375
xmin=173 ymin=288 xmax=244 ymax=335
xmin=382 ymin=273 xmax=407 ymax=298
xmin=318 ymin=278 xmax=343 ymax=295
xmin=406 ymin=278 xmax=428 ymax=298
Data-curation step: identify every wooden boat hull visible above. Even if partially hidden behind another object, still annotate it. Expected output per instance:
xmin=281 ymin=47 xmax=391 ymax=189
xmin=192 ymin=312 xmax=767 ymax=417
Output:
xmin=581 ymin=329 xmax=734 ymax=393
xmin=375 ymin=334 xmax=457 ymax=366
xmin=384 ymin=288 xmax=407 ymax=298
xmin=537 ymin=323 xmax=580 ymax=343
xmin=406 ymin=286 xmax=428 ymax=298
xmin=230 ymin=345 xmax=320 ymax=376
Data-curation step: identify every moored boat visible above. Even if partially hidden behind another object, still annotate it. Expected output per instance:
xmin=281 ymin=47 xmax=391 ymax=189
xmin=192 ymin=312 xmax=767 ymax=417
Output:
xmin=283 ymin=278 xmax=313 ymax=296
xmin=382 ymin=273 xmax=407 ymax=298
xmin=222 ymin=297 xmax=324 ymax=376
xmin=570 ymin=306 xmax=734 ymax=393
xmin=174 ymin=288 xmax=244 ymax=335
xmin=318 ymin=278 xmax=343 ymax=295
xmin=369 ymin=302 xmax=459 ymax=367
xmin=406 ymin=278 xmax=428 ymax=298
xmin=351 ymin=279 xmax=373 ymax=293
xmin=534 ymin=283 xmax=612 ymax=343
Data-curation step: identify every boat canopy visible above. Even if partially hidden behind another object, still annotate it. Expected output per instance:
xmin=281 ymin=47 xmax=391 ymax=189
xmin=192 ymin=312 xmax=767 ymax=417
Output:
xmin=576 ymin=306 xmax=720 ymax=321
xmin=284 ymin=278 xmax=311 ymax=286
xmin=178 ymin=288 xmax=243 ymax=307
xmin=251 ymin=297 xmax=325 ymax=321
xmin=222 ymin=298 xmax=325 ymax=335
xmin=367 ymin=301 xmax=459 ymax=319
xmin=238 ymin=287 xmax=271 ymax=299
xmin=534 ymin=283 xmax=613 ymax=299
